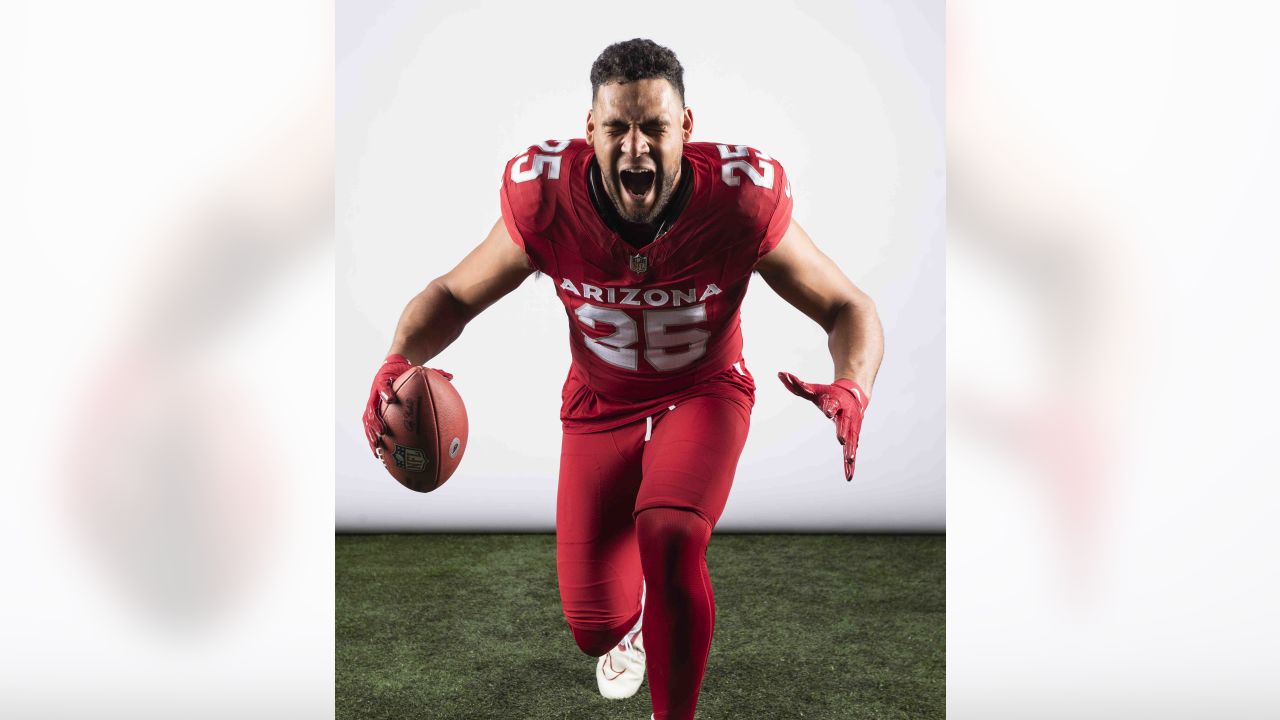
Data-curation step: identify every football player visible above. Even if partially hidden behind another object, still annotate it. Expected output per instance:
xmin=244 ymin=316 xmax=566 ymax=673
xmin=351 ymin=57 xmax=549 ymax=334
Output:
xmin=363 ymin=39 xmax=884 ymax=720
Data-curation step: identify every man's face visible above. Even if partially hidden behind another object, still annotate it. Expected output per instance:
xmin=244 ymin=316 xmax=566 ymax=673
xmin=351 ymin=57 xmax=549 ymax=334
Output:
xmin=587 ymin=78 xmax=693 ymax=224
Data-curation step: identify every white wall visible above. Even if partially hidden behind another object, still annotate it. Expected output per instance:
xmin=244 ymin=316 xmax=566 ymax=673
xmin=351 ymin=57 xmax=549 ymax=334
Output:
xmin=336 ymin=0 xmax=944 ymax=532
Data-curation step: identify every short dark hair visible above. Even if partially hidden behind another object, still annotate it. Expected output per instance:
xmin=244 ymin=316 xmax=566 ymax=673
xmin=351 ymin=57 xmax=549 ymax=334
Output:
xmin=590 ymin=38 xmax=685 ymax=103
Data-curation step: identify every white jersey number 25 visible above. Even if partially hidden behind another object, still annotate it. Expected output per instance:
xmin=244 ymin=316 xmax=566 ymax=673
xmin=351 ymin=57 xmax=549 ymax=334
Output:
xmin=510 ymin=140 xmax=572 ymax=183
xmin=574 ymin=303 xmax=709 ymax=372
xmin=717 ymin=144 xmax=774 ymax=189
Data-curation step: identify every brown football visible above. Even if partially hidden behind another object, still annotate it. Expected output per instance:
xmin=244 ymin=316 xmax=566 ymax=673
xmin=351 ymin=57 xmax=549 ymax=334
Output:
xmin=377 ymin=367 xmax=468 ymax=493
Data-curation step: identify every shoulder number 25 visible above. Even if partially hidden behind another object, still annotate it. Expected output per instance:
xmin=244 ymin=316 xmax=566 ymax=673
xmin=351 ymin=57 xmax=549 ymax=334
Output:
xmin=511 ymin=140 xmax=572 ymax=183
xmin=717 ymin=144 xmax=774 ymax=189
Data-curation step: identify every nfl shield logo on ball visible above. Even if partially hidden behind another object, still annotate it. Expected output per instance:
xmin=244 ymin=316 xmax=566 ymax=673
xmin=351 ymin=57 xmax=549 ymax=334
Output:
xmin=392 ymin=444 xmax=428 ymax=472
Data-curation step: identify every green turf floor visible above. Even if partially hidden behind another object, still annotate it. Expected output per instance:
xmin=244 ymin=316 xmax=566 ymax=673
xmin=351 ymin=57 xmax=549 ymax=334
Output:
xmin=337 ymin=534 xmax=943 ymax=720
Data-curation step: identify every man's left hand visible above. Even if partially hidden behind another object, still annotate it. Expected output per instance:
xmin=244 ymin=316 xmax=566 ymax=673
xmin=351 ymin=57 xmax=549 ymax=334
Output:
xmin=778 ymin=372 xmax=870 ymax=481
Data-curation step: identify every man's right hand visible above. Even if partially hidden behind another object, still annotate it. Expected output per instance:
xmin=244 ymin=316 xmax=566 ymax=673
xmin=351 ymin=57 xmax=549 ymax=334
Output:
xmin=363 ymin=353 xmax=413 ymax=458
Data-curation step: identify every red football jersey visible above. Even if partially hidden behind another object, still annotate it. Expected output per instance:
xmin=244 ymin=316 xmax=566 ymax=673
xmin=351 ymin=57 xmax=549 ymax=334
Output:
xmin=500 ymin=139 xmax=793 ymax=433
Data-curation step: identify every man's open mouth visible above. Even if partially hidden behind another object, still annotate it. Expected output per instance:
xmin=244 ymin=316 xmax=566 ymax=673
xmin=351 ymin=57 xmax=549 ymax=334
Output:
xmin=620 ymin=168 xmax=656 ymax=200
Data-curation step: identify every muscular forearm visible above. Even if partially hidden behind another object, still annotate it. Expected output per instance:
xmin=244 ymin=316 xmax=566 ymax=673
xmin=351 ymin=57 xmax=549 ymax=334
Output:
xmin=388 ymin=280 xmax=470 ymax=365
xmin=827 ymin=298 xmax=884 ymax=395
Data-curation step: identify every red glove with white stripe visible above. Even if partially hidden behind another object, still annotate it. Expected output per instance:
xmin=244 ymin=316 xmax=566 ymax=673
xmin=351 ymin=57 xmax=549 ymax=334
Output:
xmin=778 ymin=372 xmax=870 ymax=481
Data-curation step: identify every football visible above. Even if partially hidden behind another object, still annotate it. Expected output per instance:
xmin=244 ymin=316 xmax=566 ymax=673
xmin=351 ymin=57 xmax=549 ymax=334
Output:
xmin=377 ymin=367 xmax=468 ymax=492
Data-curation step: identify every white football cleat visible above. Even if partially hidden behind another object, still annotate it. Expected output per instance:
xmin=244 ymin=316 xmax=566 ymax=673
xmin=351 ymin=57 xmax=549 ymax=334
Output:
xmin=598 ymin=584 xmax=646 ymax=699
xmin=596 ymin=625 xmax=645 ymax=699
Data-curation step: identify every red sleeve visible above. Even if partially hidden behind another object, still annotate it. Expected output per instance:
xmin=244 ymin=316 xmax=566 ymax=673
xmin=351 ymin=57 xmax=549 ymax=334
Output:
xmin=499 ymin=142 xmax=562 ymax=272
xmin=499 ymin=179 xmax=527 ymax=253
xmin=758 ymin=155 xmax=793 ymax=259
xmin=497 ymin=139 xmax=584 ymax=275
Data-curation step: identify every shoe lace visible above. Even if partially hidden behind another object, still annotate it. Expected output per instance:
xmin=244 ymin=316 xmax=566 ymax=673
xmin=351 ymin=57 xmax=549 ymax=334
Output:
xmin=618 ymin=628 xmax=642 ymax=658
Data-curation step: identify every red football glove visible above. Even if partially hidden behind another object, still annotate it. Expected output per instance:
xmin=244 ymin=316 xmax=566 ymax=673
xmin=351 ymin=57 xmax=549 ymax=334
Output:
xmin=362 ymin=354 xmax=455 ymax=460
xmin=364 ymin=354 xmax=412 ymax=458
xmin=778 ymin=372 xmax=870 ymax=481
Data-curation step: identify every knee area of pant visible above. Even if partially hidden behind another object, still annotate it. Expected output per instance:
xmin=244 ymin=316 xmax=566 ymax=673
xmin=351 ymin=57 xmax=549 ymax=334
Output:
xmin=570 ymin=623 xmax=627 ymax=657
xmin=635 ymin=507 xmax=712 ymax=554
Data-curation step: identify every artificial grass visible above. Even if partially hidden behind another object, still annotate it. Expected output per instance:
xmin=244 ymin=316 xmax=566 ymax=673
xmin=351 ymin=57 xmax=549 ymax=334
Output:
xmin=336 ymin=535 xmax=943 ymax=720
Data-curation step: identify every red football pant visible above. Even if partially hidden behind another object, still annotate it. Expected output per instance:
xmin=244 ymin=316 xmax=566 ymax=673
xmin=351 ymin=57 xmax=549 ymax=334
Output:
xmin=556 ymin=395 xmax=751 ymax=720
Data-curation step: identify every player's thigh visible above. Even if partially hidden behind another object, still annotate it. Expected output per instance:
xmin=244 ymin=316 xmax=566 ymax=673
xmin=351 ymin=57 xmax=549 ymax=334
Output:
xmin=556 ymin=426 xmax=647 ymax=626
xmin=556 ymin=427 xmax=643 ymax=543
xmin=637 ymin=395 xmax=751 ymax=528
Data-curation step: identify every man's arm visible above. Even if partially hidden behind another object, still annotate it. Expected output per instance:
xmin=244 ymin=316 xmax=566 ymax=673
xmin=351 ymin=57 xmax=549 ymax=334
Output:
xmin=389 ymin=218 xmax=535 ymax=365
xmin=756 ymin=218 xmax=884 ymax=394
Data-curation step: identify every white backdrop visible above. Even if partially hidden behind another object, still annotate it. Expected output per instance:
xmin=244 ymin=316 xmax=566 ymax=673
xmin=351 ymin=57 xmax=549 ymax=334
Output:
xmin=336 ymin=0 xmax=943 ymax=532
